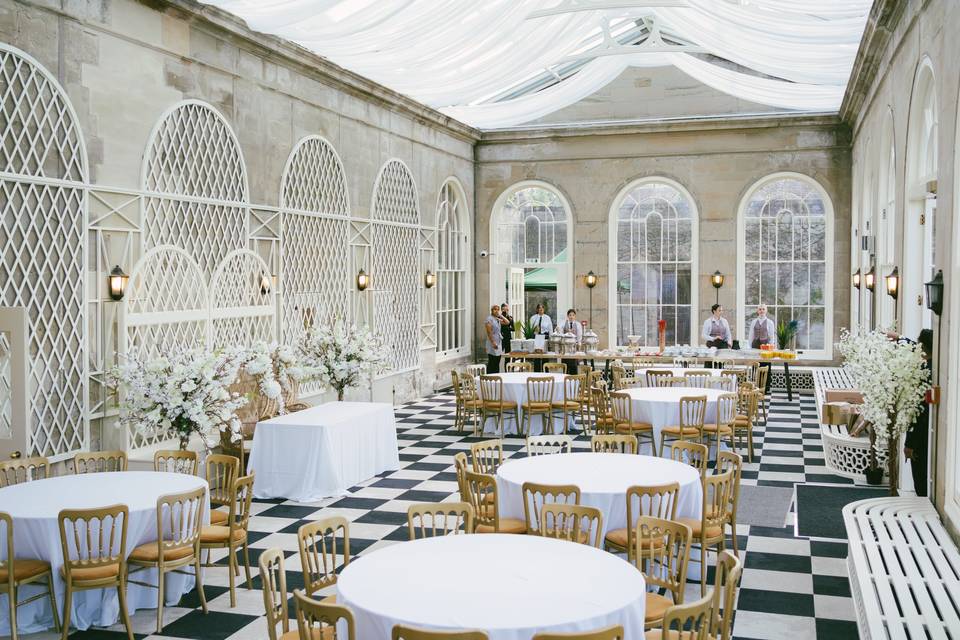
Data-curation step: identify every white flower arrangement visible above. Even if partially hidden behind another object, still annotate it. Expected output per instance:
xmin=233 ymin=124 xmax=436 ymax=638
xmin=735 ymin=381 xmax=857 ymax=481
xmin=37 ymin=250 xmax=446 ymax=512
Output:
xmin=298 ymin=319 xmax=388 ymax=401
xmin=108 ymin=348 xmax=248 ymax=449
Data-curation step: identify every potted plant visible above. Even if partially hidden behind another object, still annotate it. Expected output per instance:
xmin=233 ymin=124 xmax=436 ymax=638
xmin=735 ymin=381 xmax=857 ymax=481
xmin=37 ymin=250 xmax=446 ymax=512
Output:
xmin=298 ymin=318 xmax=388 ymax=401
xmin=776 ymin=319 xmax=799 ymax=350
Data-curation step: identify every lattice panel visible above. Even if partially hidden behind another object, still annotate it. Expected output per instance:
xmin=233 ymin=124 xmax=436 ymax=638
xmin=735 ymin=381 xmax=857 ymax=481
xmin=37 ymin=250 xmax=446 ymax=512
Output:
xmin=281 ymin=136 xmax=350 ymax=215
xmin=210 ymin=249 xmax=276 ymax=349
xmin=372 ymin=159 xmax=420 ymax=225
xmin=142 ymin=101 xmax=248 ymax=276
xmin=372 ymin=223 xmax=421 ymax=371
xmin=0 ymin=332 xmax=10 ymax=439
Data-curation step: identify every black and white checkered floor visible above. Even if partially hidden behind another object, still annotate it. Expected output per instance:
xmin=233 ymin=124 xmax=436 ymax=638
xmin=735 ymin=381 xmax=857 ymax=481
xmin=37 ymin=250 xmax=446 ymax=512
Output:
xmin=45 ymin=390 xmax=857 ymax=640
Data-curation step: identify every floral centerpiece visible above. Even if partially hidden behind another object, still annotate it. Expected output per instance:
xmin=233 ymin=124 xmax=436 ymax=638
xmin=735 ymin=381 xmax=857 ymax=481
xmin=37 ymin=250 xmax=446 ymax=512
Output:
xmin=108 ymin=348 xmax=247 ymax=450
xmin=229 ymin=342 xmax=316 ymax=418
xmin=836 ymin=328 xmax=930 ymax=495
xmin=298 ymin=319 xmax=388 ymax=401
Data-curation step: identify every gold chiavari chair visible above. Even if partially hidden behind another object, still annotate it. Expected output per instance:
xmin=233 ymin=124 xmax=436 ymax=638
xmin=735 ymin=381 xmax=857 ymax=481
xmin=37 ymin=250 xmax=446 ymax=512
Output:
xmin=153 ymin=449 xmax=198 ymax=475
xmin=732 ymin=389 xmax=760 ymax=462
xmin=463 ymin=470 xmax=526 ymax=534
xmin=73 ymin=450 xmax=127 ymax=474
xmin=591 ymin=433 xmax=637 ymax=454
xmin=645 ymin=369 xmax=673 ymax=387
xmin=298 ymin=516 xmax=350 ymax=600
xmin=127 ymin=487 xmax=207 ymax=632
xmin=521 ymin=376 xmax=556 ymax=436
xmin=663 ymin=376 xmax=689 ymax=387
xmin=206 ymin=454 xmax=240 ymax=526
xmin=614 ymin=375 xmax=643 ymax=391
xmin=553 ymin=374 xmax=585 ymax=434
xmin=610 ymin=392 xmax=656 ymax=456
xmin=610 ymin=364 xmax=627 ymax=390
xmin=724 ymin=367 xmax=749 ymax=386
xmin=590 ymin=384 xmax=615 ymax=434
xmin=259 ymin=548 xmax=297 ymax=640
xmin=469 ymin=439 xmax=503 ymax=475
xmin=394 ymin=624 xmax=489 ymax=639
xmin=506 ymin=360 xmax=533 ymax=372
xmin=679 ymin=469 xmax=735 ymax=595
xmin=1 ymin=511 xmax=59 ymax=640
xmin=407 ymin=502 xmax=474 ymax=540
xmin=659 ymin=395 xmax=707 ymax=453
xmin=200 ymin=474 xmax=255 ymax=607
xmin=465 ymin=363 xmax=486 ymax=377
xmin=0 ymin=456 xmax=50 ymax=487
xmin=712 ymin=550 xmax=744 ymax=640
xmin=534 ymin=625 xmax=624 ymax=640
xmin=683 ymin=373 xmax=713 ymax=388
xmin=582 ymin=371 xmax=604 ymax=433
xmin=540 ymin=503 xmax=604 ymax=548
xmin=702 ymin=393 xmax=737 ymax=453
xmin=544 ymin=362 xmax=567 ymax=374
xmin=526 ymin=434 xmax=573 ymax=456
xmin=604 ymin=483 xmax=679 ymax=563
xmin=478 ymin=376 xmax=518 ymax=438
xmin=755 ymin=364 xmax=770 ymax=422
xmin=577 ymin=364 xmax=593 ymax=376
xmin=634 ymin=516 xmax=692 ymax=631
xmin=649 ymin=591 xmax=714 ymax=640
xmin=294 ymin=590 xmax=355 ymax=640
xmin=684 ymin=369 xmax=712 ymax=376
xmin=707 ymin=376 xmax=735 ymax=392
xmin=457 ymin=375 xmax=483 ymax=436
xmin=454 ymin=452 xmax=470 ymax=502
xmin=521 ymin=482 xmax=581 ymax=535
xmin=668 ymin=441 xmax=709 ymax=478
xmin=58 ymin=504 xmax=133 ymax=640
xmin=715 ymin=451 xmax=743 ymax=558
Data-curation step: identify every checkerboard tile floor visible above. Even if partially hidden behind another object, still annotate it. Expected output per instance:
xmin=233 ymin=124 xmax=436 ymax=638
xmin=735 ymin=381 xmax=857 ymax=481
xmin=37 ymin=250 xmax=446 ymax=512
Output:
xmin=41 ymin=390 xmax=859 ymax=640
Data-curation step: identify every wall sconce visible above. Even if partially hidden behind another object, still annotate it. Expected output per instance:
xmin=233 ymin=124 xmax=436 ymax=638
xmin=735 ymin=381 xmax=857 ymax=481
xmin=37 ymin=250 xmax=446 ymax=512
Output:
xmin=259 ymin=274 xmax=272 ymax=296
xmin=108 ymin=265 xmax=128 ymax=301
xmin=356 ymin=269 xmax=369 ymax=291
xmin=885 ymin=266 xmax=899 ymax=300
xmin=852 ymin=268 xmax=861 ymax=290
xmin=711 ymin=270 xmax=724 ymax=304
xmin=584 ymin=271 xmax=598 ymax=288
xmin=865 ymin=265 xmax=876 ymax=292
xmin=925 ymin=269 xmax=944 ymax=315
xmin=424 ymin=270 xmax=436 ymax=289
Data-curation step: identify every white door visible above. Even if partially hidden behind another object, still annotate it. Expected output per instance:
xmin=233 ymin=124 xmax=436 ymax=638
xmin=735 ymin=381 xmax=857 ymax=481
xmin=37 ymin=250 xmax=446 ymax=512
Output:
xmin=508 ymin=268 xmax=525 ymax=328
xmin=0 ymin=308 xmax=29 ymax=460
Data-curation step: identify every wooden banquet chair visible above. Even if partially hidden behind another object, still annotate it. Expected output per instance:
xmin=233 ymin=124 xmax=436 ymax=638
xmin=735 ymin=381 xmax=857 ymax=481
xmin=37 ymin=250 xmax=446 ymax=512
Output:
xmin=505 ymin=360 xmax=533 ymax=372
xmin=702 ymin=393 xmax=738 ymax=453
xmin=298 ymin=516 xmax=350 ymax=601
xmin=478 ymin=376 xmax=518 ymax=438
xmin=604 ymin=483 xmax=679 ymax=563
xmin=683 ymin=373 xmax=712 ymax=389
xmin=526 ymin=434 xmax=574 ymax=456
xmin=591 ymin=433 xmax=638 ymax=454
xmin=454 ymin=452 xmax=470 ymax=502
xmin=646 ymin=590 xmax=714 ymax=640
xmin=200 ymin=474 xmax=255 ymax=607
xmin=153 ymin=449 xmax=198 ymax=475
xmin=659 ymin=395 xmax=707 ymax=453
xmin=644 ymin=369 xmax=673 ymax=387
xmin=732 ymin=388 xmax=760 ymax=462
xmin=469 ymin=439 xmax=504 ymax=475
xmin=455 ymin=374 xmax=483 ymax=436
xmin=72 ymin=450 xmax=127 ymax=474
xmin=539 ymin=503 xmax=604 ymax=548
xmin=553 ymin=374 xmax=586 ymax=433
xmin=463 ymin=470 xmax=526 ymax=534
xmin=634 ymin=516 xmax=692 ymax=631
xmin=590 ymin=384 xmax=615 ymax=434
xmin=715 ymin=451 xmax=744 ymax=558
xmin=678 ymin=468 xmax=735 ymax=595
xmin=393 ymin=625 xmax=489 ymax=639
xmin=1 ymin=511 xmax=59 ymax=640
xmin=58 ymin=504 xmax=133 ymax=640
xmin=610 ymin=364 xmax=627 ymax=390
xmin=465 ymin=363 xmax=486 ymax=377
xmin=668 ymin=440 xmax=709 ymax=478
xmin=610 ymin=391 xmax=656 ymax=456
xmin=534 ymin=626 xmax=624 ymax=640
xmin=294 ymin=590 xmax=355 ymax=640
xmin=260 ymin=548 xmax=297 ymax=640
xmin=712 ymin=550 xmax=744 ymax=640
xmin=521 ymin=376 xmax=556 ymax=436
xmin=0 ymin=456 xmax=50 ymax=487
xmin=755 ymin=364 xmax=770 ymax=422
xmin=543 ymin=362 xmax=567 ymax=374
xmin=127 ymin=487 xmax=207 ymax=632
xmin=708 ymin=376 xmax=735 ymax=392
xmin=205 ymin=453 xmax=240 ymax=525
xmin=407 ymin=502 xmax=474 ymax=540
xmin=521 ymin=481 xmax=581 ymax=535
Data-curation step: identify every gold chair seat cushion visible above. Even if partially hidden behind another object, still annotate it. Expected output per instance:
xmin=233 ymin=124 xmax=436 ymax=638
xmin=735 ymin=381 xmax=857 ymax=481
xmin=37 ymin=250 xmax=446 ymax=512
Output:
xmin=483 ymin=400 xmax=518 ymax=410
xmin=661 ymin=425 xmax=702 ymax=436
xmin=200 ymin=525 xmax=247 ymax=544
xmin=604 ymin=528 xmax=665 ymax=550
xmin=0 ymin=558 xmax=50 ymax=582
xmin=523 ymin=401 xmax=554 ymax=411
xmin=552 ymin=401 xmax=581 ymax=410
xmin=61 ymin=562 xmax=120 ymax=581
xmin=615 ymin=422 xmax=652 ymax=434
xmin=701 ymin=424 xmax=733 ymax=434
xmin=544 ymin=529 xmax=591 ymax=544
xmin=462 ymin=399 xmax=483 ymax=408
xmin=209 ymin=510 xmax=230 ymax=525
xmin=676 ymin=517 xmax=724 ymax=540
xmin=644 ymin=630 xmax=683 ymax=639
xmin=474 ymin=518 xmax=527 ymax=534
xmin=645 ymin=593 xmax=674 ymax=622
xmin=129 ymin=542 xmax=196 ymax=563
xmin=281 ymin=628 xmax=331 ymax=640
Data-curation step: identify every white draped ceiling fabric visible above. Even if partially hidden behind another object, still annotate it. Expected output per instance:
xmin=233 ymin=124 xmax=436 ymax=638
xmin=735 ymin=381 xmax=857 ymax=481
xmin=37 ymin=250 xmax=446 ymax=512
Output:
xmin=203 ymin=0 xmax=870 ymax=129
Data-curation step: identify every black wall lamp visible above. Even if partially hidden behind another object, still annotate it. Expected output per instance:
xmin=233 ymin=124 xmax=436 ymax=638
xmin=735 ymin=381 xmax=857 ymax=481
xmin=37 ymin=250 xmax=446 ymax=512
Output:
xmin=108 ymin=265 xmax=128 ymax=301
xmin=710 ymin=270 xmax=724 ymax=304
xmin=926 ymin=269 xmax=944 ymax=315
xmin=356 ymin=269 xmax=370 ymax=291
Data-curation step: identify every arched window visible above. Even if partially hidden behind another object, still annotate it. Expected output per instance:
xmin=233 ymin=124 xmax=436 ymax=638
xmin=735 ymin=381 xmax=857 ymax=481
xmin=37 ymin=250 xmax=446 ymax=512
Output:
xmin=436 ymin=178 xmax=469 ymax=358
xmin=490 ymin=182 xmax=572 ymax=325
xmin=609 ymin=178 xmax=697 ymax=346
xmin=738 ymin=173 xmax=834 ymax=357
xmin=877 ymin=112 xmax=897 ymax=328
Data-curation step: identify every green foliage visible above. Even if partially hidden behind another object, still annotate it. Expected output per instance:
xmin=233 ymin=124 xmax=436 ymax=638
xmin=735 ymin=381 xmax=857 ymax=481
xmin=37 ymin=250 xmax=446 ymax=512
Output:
xmin=518 ymin=321 xmax=536 ymax=340
xmin=776 ymin=319 xmax=799 ymax=349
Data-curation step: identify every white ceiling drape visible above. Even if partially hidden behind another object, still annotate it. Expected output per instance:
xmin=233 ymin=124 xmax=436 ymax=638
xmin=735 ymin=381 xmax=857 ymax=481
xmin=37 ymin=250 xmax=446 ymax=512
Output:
xmin=203 ymin=0 xmax=870 ymax=129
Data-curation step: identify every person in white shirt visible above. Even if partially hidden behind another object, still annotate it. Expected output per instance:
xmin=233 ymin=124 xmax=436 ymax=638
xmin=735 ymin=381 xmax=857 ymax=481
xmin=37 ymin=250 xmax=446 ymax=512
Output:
xmin=701 ymin=304 xmax=732 ymax=348
xmin=529 ymin=304 xmax=553 ymax=336
xmin=561 ymin=308 xmax=584 ymax=373
xmin=747 ymin=303 xmax=776 ymax=349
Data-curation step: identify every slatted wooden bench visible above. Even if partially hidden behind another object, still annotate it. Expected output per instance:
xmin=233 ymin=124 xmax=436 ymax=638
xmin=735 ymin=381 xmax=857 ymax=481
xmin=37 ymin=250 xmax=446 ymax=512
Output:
xmin=844 ymin=497 xmax=960 ymax=639
xmin=813 ymin=367 xmax=887 ymax=479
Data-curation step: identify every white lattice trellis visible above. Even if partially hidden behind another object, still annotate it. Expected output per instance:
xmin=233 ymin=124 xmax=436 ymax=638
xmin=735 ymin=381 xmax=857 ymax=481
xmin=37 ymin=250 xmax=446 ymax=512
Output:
xmin=0 ymin=43 xmax=88 ymax=459
xmin=141 ymin=100 xmax=249 ymax=276
xmin=210 ymin=249 xmax=276 ymax=349
xmin=371 ymin=159 xmax=421 ymax=372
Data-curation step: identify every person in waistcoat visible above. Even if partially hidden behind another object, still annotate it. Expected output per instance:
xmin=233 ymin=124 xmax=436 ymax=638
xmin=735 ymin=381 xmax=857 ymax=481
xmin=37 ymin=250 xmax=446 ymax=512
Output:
xmin=561 ymin=308 xmax=583 ymax=374
xmin=499 ymin=302 xmax=515 ymax=356
xmin=529 ymin=303 xmax=553 ymax=371
xmin=484 ymin=304 xmax=503 ymax=374
xmin=747 ymin=303 xmax=776 ymax=390
xmin=701 ymin=304 xmax=732 ymax=349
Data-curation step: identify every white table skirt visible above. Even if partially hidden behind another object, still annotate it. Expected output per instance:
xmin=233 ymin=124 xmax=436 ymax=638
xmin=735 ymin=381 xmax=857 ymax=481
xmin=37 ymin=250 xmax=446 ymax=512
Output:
xmin=622 ymin=387 xmax=728 ymax=447
xmin=479 ymin=373 xmax=577 ymax=436
xmin=0 ymin=471 xmax=209 ymax=635
xmin=336 ymin=534 xmax=646 ymax=639
xmin=496 ymin=452 xmax=702 ymax=538
xmin=248 ymin=401 xmax=401 ymax=502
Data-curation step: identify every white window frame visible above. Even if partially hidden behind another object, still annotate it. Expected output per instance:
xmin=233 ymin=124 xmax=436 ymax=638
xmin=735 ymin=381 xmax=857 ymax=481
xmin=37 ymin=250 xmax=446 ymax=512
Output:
xmin=736 ymin=171 xmax=835 ymax=359
xmin=607 ymin=176 xmax=699 ymax=347
xmin=435 ymin=177 xmax=471 ymax=361
xmin=877 ymin=112 xmax=898 ymax=330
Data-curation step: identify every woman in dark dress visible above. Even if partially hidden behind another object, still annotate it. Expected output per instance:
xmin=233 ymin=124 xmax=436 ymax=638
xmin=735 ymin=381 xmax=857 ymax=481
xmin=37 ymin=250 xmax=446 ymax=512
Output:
xmin=904 ymin=329 xmax=933 ymax=497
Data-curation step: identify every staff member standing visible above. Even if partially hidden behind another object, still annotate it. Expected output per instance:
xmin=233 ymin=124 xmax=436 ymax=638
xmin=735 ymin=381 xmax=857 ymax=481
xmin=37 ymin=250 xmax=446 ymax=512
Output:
xmin=529 ymin=303 xmax=553 ymax=371
xmin=747 ymin=304 xmax=776 ymax=349
xmin=561 ymin=308 xmax=583 ymax=373
xmin=701 ymin=304 xmax=732 ymax=349
xmin=484 ymin=304 xmax=503 ymax=374
xmin=500 ymin=302 xmax=515 ymax=355
xmin=903 ymin=329 xmax=933 ymax=497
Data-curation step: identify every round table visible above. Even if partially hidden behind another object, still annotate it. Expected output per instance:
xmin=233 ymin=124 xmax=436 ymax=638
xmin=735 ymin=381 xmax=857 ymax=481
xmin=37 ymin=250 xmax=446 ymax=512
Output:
xmin=496 ymin=452 xmax=702 ymax=537
xmin=0 ymin=471 xmax=210 ymax=635
xmin=622 ymin=387 xmax=728 ymax=451
xmin=480 ymin=372 xmax=575 ymax=436
xmin=336 ymin=534 xmax=647 ymax=639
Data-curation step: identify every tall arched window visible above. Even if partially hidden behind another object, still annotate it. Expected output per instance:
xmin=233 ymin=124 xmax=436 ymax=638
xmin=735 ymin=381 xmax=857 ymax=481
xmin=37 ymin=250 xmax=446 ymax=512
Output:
xmin=738 ymin=173 xmax=834 ymax=357
xmin=490 ymin=181 xmax=572 ymax=324
xmin=609 ymin=178 xmax=697 ymax=346
xmin=436 ymin=178 xmax=469 ymax=358
xmin=877 ymin=112 xmax=897 ymax=328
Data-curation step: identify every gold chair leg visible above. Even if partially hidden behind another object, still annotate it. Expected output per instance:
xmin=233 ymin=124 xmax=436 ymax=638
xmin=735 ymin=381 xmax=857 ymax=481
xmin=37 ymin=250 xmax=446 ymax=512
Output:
xmin=194 ymin=556 xmax=209 ymax=613
xmin=60 ymin=585 xmax=72 ymax=640
xmin=156 ymin=566 xmax=165 ymax=633
xmin=242 ymin=544 xmax=253 ymax=589
xmin=47 ymin=572 xmax=61 ymax=632
xmin=117 ymin=580 xmax=134 ymax=640
xmin=8 ymin=584 xmax=17 ymax=640
xmin=700 ymin=542 xmax=708 ymax=596
xmin=730 ymin=517 xmax=739 ymax=558
xmin=227 ymin=545 xmax=237 ymax=607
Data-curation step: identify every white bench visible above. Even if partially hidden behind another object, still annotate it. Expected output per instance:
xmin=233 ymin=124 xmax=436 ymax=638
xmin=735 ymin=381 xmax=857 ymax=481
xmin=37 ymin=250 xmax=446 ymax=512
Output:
xmin=844 ymin=497 xmax=960 ymax=639
xmin=813 ymin=367 xmax=887 ymax=479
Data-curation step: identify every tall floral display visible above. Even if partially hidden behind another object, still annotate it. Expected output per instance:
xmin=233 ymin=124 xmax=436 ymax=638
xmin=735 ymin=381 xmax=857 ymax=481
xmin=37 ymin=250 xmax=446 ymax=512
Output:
xmin=109 ymin=349 xmax=248 ymax=450
xmin=837 ymin=329 xmax=930 ymax=495
xmin=299 ymin=320 xmax=388 ymax=401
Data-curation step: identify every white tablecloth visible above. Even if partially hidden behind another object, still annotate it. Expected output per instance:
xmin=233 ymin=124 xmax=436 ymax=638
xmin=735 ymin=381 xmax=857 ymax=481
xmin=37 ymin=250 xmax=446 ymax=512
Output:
xmin=0 ymin=471 xmax=209 ymax=635
xmin=496 ymin=452 xmax=702 ymax=538
xmin=336 ymin=534 xmax=646 ymax=639
xmin=635 ymin=367 xmax=737 ymax=390
xmin=622 ymin=387 xmax=728 ymax=447
xmin=480 ymin=373 xmax=576 ymax=435
xmin=248 ymin=401 xmax=400 ymax=502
